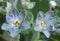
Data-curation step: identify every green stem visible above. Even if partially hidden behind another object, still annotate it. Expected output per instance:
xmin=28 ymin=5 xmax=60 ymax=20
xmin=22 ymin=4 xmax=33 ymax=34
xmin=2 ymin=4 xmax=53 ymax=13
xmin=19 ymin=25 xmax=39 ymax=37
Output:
xmin=31 ymin=31 xmax=40 ymax=41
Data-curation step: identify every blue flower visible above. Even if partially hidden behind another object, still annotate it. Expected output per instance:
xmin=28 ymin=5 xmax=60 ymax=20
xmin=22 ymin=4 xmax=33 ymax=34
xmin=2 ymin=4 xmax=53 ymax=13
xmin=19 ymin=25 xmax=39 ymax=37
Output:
xmin=1 ymin=8 xmax=30 ymax=37
xmin=34 ymin=11 xmax=56 ymax=38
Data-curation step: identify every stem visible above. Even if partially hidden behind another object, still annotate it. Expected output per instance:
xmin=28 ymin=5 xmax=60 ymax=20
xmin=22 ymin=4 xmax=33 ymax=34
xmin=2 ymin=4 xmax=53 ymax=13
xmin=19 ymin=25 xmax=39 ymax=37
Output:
xmin=31 ymin=31 xmax=40 ymax=41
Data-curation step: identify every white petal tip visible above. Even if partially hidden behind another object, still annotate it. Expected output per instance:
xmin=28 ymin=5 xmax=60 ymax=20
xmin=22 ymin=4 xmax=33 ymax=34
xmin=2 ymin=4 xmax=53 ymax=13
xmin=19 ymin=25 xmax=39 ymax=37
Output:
xmin=43 ymin=31 xmax=50 ymax=38
xmin=50 ymin=0 xmax=57 ymax=7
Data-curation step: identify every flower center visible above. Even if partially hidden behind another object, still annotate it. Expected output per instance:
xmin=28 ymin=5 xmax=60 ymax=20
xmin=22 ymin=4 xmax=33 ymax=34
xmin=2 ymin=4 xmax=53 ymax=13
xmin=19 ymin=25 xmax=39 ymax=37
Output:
xmin=13 ymin=19 xmax=21 ymax=27
xmin=41 ymin=21 xmax=46 ymax=27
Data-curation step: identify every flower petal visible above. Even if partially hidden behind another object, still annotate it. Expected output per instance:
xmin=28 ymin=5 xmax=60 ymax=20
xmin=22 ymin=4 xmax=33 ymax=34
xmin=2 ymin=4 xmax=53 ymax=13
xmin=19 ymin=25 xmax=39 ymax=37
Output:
xmin=20 ymin=22 xmax=30 ymax=30
xmin=34 ymin=26 xmax=41 ymax=32
xmin=37 ymin=11 xmax=44 ymax=19
xmin=27 ymin=2 xmax=35 ymax=9
xmin=19 ymin=12 xmax=25 ymax=20
xmin=44 ymin=13 xmax=51 ymax=20
xmin=43 ymin=30 xmax=50 ymax=38
xmin=47 ymin=18 xmax=56 ymax=25
xmin=13 ymin=8 xmax=18 ymax=18
xmin=45 ymin=25 xmax=53 ymax=31
xmin=9 ymin=28 xmax=19 ymax=37
xmin=1 ymin=23 xmax=12 ymax=31
xmin=6 ymin=14 xmax=13 ymax=23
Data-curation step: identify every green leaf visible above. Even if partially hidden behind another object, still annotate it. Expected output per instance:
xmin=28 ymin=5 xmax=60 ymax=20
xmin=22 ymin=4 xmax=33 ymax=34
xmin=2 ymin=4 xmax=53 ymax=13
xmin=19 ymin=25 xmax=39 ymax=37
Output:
xmin=31 ymin=31 xmax=40 ymax=41
xmin=22 ymin=30 xmax=30 ymax=36
xmin=25 ymin=11 xmax=34 ymax=23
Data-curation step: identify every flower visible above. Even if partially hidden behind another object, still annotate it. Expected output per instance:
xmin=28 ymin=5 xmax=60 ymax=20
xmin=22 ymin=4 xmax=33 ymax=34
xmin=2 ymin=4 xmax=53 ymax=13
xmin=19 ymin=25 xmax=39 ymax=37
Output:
xmin=50 ymin=0 xmax=57 ymax=8
xmin=1 ymin=8 xmax=30 ymax=37
xmin=21 ymin=0 xmax=35 ymax=9
xmin=34 ymin=11 xmax=56 ymax=38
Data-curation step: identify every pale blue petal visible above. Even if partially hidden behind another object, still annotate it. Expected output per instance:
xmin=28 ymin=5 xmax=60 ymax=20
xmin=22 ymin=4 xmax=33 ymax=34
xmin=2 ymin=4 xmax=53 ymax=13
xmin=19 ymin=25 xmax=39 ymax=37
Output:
xmin=20 ymin=22 xmax=30 ymax=30
xmin=45 ymin=25 xmax=53 ymax=31
xmin=19 ymin=12 xmax=25 ymax=20
xmin=1 ymin=23 xmax=12 ymax=31
xmin=47 ymin=18 xmax=56 ymax=25
xmin=6 ymin=14 xmax=13 ymax=23
xmin=37 ymin=11 xmax=44 ymax=19
xmin=13 ymin=8 xmax=18 ymax=18
xmin=9 ymin=28 xmax=19 ymax=37
xmin=43 ymin=30 xmax=50 ymax=38
xmin=44 ymin=13 xmax=51 ymax=20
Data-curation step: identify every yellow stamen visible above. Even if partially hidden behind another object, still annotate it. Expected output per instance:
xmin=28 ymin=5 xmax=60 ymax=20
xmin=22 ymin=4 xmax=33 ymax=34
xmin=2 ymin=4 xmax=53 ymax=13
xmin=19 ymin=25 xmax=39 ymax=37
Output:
xmin=41 ymin=21 xmax=46 ymax=27
xmin=13 ymin=19 xmax=21 ymax=27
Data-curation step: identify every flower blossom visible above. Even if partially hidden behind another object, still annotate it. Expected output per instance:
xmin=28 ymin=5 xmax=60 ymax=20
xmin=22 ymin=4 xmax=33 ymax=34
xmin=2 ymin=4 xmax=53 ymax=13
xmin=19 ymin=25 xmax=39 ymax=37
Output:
xmin=1 ymin=8 xmax=30 ymax=37
xmin=34 ymin=11 xmax=56 ymax=38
